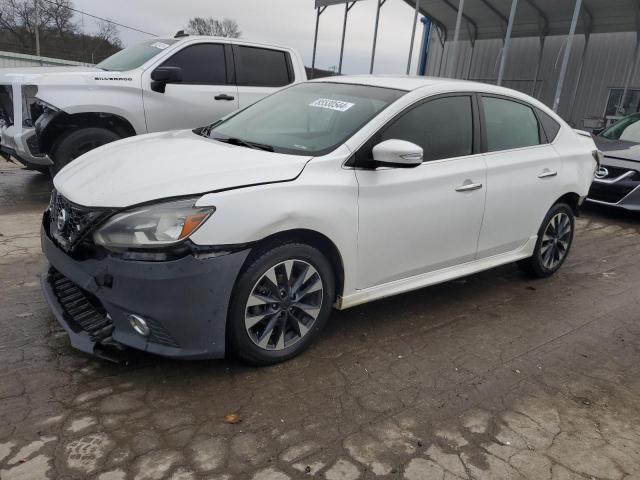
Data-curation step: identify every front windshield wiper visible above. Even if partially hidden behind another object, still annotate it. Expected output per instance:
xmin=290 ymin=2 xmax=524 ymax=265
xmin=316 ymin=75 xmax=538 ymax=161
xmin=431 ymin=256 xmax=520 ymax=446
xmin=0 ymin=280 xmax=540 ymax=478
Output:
xmin=211 ymin=136 xmax=274 ymax=152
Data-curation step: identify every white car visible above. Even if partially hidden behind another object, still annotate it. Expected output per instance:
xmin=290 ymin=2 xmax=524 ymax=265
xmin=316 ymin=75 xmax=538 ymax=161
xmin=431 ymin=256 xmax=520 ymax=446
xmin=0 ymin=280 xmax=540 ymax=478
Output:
xmin=0 ymin=34 xmax=306 ymax=175
xmin=41 ymin=76 xmax=598 ymax=364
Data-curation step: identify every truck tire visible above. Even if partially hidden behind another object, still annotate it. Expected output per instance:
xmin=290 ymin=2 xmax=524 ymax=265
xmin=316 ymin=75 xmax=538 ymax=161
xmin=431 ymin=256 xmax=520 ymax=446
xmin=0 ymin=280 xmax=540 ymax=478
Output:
xmin=49 ymin=127 xmax=121 ymax=176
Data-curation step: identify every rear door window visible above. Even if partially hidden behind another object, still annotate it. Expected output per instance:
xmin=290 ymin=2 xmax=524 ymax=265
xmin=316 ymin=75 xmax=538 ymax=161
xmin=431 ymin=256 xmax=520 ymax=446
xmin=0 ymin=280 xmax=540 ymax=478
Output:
xmin=536 ymin=108 xmax=561 ymax=142
xmin=482 ymin=96 xmax=541 ymax=152
xmin=160 ymin=43 xmax=226 ymax=85
xmin=233 ymin=46 xmax=292 ymax=87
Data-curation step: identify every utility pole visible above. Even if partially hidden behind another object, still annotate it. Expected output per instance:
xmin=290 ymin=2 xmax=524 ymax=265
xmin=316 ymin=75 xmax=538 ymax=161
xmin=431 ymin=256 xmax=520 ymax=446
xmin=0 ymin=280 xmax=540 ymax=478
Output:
xmin=34 ymin=0 xmax=41 ymax=58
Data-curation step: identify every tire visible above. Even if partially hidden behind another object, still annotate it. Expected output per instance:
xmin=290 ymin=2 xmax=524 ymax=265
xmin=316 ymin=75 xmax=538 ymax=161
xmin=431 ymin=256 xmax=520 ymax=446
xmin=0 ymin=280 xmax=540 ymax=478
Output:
xmin=518 ymin=203 xmax=575 ymax=278
xmin=228 ymin=242 xmax=335 ymax=365
xmin=49 ymin=127 xmax=121 ymax=176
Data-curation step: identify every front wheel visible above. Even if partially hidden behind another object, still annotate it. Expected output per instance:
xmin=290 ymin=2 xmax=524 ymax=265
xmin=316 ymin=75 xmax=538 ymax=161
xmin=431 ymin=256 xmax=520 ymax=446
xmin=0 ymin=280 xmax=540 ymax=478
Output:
xmin=228 ymin=243 xmax=335 ymax=365
xmin=518 ymin=203 xmax=575 ymax=278
xmin=49 ymin=127 xmax=121 ymax=176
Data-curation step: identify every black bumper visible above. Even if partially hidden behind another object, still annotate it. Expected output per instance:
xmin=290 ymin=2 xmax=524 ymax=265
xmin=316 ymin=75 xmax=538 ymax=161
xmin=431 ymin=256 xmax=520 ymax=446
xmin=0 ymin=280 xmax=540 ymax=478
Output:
xmin=41 ymin=226 xmax=249 ymax=360
xmin=587 ymin=157 xmax=640 ymax=211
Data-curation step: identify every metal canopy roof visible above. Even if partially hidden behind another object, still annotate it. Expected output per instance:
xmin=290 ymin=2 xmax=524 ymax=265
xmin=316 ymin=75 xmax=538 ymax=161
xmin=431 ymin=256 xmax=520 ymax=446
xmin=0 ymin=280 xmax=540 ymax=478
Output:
xmin=403 ymin=0 xmax=640 ymax=41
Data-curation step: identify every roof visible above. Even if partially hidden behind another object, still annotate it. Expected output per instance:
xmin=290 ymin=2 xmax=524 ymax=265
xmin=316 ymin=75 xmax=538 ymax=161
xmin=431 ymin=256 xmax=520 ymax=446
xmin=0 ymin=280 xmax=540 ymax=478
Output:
xmin=309 ymin=74 xmax=518 ymax=93
xmin=404 ymin=0 xmax=640 ymax=41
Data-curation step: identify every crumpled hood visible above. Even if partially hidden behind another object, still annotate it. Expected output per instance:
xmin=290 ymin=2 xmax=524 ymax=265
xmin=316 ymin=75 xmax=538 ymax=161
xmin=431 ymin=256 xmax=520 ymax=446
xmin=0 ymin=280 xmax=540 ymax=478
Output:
xmin=54 ymin=130 xmax=312 ymax=208
xmin=594 ymin=136 xmax=640 ymax=163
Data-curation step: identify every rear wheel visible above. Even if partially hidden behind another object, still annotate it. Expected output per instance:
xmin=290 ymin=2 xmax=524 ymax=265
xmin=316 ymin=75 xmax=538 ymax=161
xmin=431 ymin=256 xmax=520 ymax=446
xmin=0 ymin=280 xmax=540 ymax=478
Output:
xmin=228 ymin=243 xmax=335 ymax=365
xmin=49 ymin=127 xmax=121 ymax=176
xmin=518 ymin=203 xmax=575 ymax=278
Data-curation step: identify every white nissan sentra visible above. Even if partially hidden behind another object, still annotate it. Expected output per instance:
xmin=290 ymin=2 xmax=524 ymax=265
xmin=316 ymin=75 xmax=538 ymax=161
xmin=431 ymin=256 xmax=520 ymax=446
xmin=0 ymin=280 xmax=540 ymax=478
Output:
xmin=41 ymin=76 xmax=598 ymax=364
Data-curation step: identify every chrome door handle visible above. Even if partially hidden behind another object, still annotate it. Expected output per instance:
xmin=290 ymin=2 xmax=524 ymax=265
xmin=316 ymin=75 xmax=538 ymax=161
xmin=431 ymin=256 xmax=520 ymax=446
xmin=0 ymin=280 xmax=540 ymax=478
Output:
xmin=455 ymin=182 xmax=483 ymax=192
xmin=538 ymin=169 xmax=557 ymax=178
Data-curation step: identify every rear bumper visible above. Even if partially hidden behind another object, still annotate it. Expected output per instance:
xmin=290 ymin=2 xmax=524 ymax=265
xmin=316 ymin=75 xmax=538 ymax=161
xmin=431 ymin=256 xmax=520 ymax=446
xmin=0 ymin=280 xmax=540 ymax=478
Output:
xmin=41 ymin=225 xmax=249 ymax=360
xmin=1 ymin=124 xmax=52 ymax=167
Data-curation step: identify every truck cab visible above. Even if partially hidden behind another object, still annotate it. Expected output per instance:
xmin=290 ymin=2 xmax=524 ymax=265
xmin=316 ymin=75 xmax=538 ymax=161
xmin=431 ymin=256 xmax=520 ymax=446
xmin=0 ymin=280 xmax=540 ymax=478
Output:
xmin=0 ymin=34 xmax=307 ymax=175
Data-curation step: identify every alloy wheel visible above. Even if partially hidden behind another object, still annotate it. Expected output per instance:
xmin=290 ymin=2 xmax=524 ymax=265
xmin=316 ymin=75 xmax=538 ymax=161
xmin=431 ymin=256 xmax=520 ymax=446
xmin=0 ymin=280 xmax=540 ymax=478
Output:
xmin=540 ymin=212 xmax=572 ymax=270
xmin=244 ymin=259 xmax=324 ymax=351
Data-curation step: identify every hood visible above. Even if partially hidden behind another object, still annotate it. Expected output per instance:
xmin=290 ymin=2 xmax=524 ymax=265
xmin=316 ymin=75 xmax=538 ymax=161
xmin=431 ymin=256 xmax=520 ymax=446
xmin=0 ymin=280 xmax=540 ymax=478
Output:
xmin=593 ymin=136 xmax=640 ymax=163
xmin=54 ymin=130 xmax=312 ymax=208
xmin=0 ymin=66 xmax=103 ymax=85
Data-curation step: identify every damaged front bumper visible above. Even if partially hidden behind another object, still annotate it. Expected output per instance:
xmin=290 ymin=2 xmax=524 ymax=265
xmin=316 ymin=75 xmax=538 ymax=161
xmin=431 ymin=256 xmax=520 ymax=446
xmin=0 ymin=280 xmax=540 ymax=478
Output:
xmin=40 ymin=224 xmax=249 ymax=360
xmin=1 ymin=124 xmax=52 ymax=168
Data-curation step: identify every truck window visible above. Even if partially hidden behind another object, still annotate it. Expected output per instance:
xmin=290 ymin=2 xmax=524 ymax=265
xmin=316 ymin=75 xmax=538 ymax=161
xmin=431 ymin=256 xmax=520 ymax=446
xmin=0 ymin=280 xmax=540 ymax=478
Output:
xmin=161 ymin=43 xmax=227 ymax=85
xmin=97 ymin=39 xmax=178 ymax=71
xmin=233 ymin=46 xmax=292 ymax=87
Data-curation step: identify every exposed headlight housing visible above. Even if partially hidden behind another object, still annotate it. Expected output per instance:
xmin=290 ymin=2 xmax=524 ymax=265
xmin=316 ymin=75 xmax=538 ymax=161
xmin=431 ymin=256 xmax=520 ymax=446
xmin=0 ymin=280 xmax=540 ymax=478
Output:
xmin=93 ymin=198 xmax=214 ymax=250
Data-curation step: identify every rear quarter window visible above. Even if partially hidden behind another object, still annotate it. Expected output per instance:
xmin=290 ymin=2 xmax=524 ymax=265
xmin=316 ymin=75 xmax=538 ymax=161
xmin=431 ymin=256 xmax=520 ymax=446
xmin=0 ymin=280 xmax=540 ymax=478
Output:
xmin=233 ymin=46 xmax=292 ymax=87
xmin=536 ymin=108 xmax=561 ymax=142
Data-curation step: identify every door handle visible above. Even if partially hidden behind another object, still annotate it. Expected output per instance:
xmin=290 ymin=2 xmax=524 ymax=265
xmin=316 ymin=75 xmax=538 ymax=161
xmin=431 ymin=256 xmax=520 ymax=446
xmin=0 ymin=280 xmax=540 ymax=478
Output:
xmin=538 ymin=169 xmax=557 ymax=178
xmin=455 ymin=181 xmax=483 ymax=192
xmin=214 ymin=94 xmax=235 ymax=101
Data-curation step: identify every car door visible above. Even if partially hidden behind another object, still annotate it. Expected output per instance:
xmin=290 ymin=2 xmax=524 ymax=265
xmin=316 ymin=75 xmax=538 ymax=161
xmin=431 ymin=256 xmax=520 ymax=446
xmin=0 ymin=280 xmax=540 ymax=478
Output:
xmin=232 ymin=45 xmax=295 ymax=109
xmin=354 ymin=94 xmax=487 ymax=289
xmin=476 ymin=95 xmax=562 ymax=258
xmin=143 ymin=42 xmax=239 ymax=132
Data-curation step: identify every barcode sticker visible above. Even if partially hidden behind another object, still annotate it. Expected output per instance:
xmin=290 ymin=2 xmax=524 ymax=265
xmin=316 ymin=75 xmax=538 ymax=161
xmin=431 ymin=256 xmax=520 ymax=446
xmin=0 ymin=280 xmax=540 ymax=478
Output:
xmin=151 ymin=42 xmax=170 ymax=50
xmin=309 ymin=98 xmax=355 ymax=112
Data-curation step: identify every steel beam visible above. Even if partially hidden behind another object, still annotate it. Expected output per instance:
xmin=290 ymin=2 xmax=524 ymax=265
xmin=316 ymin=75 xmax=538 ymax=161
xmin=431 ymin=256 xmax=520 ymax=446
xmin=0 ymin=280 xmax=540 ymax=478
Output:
xmin=530 ymin=36 xmax=545 ymax=97
xmin=618 ymin=7 xmax=640 ymax=114
xmin=447 ymin=0 xmax=465 ymax=78
xmin=439 ymin=0 xmax=478 ymax=41
xmin=338 ymin=2 xmax=356 ymax=75
xmin=407 ymin=0 xmax=421 ymax=74
xmin=497 ymin=0 xmax=518 ymax=86
xmin=567 ymin=16 xmax=592 ymax=123
xmin=465 ymin=39 xmax=476 ymax=79
xmin=370 ymin=0 xmax=387 ymax=74
xmin=552 ymin=0 xmax=583 ymax=113
xmin=311 ymin=6 xmax=327 ymax=79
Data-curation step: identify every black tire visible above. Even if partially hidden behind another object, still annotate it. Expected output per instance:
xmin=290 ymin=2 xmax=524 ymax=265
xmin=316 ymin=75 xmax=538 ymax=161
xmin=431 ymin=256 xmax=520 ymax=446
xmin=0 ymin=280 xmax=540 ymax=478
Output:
xmin=518 ymin=202 xmax=575 ymax=278
xmin=228 ymin=242 xmax=335 ymax=365
xmin=49 ymin=127 xmax=121 ymax=176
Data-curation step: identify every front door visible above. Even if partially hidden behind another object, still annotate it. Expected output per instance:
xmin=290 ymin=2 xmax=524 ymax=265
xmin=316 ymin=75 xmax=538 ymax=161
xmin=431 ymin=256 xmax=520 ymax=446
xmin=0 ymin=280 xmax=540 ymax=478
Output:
xmin=143 ymin=43 xmax=239 ymax=133
xmin=355 ymin=94 xmax=487 ymax=289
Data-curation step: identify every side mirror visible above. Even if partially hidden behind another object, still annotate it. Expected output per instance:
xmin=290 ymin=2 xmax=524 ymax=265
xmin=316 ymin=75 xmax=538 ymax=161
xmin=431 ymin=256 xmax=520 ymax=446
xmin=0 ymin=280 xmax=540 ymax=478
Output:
xmin=372 ymin=139 xmax=423 ymax=168
xmin=150 ymin=66 xmax=183 ymax=93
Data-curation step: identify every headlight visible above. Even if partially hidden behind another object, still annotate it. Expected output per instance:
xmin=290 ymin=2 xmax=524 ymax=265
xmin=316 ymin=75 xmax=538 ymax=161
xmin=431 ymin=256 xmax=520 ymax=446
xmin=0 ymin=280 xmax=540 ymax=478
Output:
xmin=93 ymin=198 xmax=214 ymax=249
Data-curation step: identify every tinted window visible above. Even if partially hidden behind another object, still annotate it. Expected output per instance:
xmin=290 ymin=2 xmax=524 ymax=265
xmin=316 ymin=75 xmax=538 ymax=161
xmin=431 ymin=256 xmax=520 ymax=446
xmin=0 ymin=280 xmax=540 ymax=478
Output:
xmin=234 ymin=46 xmax=292 ymax=87
xmin=483 ymin=97 xmax=540 ymax=151
xmin=536 ymin=108 xmax=561 ymax=142
xmin=600 ymin=113 xmax=640 ymax=143
xmin=160 ymin=44 xmax=226 ymax=85
xmin=380 ymin=96 xmax=473 ymax=162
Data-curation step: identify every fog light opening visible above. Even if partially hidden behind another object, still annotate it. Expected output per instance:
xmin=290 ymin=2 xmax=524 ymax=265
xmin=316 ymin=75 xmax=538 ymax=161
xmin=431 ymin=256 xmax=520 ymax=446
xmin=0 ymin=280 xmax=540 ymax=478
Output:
xmin=128 ymin=314 xmax=150 ymax=337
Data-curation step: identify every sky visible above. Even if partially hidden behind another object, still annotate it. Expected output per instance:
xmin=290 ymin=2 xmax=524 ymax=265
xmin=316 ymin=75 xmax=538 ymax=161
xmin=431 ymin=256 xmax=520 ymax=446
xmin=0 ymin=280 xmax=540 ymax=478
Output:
xmin=72 ymin=0 xmax=426 ymax=75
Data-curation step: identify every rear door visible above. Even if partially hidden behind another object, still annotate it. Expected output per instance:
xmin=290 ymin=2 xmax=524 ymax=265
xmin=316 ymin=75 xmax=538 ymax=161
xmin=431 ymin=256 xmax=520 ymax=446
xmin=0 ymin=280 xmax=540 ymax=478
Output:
xmin=355 ymin=94 xmax=487 ymax=289
xmin=232 ymin=45 xmax=295 ymax=109
xmin=143 ymin=42 xmax=239 ymax=132
xmin=477 ymin=94 xmax=562 ymax=258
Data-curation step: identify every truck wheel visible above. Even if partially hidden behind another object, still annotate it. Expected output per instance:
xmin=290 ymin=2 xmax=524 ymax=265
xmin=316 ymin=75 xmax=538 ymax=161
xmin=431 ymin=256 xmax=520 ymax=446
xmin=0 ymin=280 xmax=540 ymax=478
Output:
xmin=49 ymin=127 xmax=121 ymax=176
xmin=228 ymin=243 xmax=335 ymax=365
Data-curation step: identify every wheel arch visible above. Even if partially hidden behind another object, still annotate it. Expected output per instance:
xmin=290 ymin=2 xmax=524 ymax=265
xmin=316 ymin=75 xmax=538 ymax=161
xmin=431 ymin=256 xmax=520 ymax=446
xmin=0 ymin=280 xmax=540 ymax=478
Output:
xmin=553 ymin=191 xmax=581 ymax=217
xmin=243 ymin=228 xmax=345 ymax=302
xmin=39 ymin=111 xmax=136 ymax=155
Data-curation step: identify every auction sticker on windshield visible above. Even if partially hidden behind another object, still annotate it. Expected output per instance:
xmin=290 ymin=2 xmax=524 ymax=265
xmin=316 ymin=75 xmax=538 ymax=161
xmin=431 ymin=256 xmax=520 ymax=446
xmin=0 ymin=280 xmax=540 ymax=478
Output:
xmin=150 ymin=42 xmax=170 ymax=50
xmin=309 ymin=98 xmax=355 ymax=112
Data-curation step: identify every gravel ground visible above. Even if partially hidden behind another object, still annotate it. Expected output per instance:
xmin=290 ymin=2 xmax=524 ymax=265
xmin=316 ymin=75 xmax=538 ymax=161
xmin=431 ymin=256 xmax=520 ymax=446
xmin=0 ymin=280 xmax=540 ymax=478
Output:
xmin=1 ymin=160 xmax=640 ymax=480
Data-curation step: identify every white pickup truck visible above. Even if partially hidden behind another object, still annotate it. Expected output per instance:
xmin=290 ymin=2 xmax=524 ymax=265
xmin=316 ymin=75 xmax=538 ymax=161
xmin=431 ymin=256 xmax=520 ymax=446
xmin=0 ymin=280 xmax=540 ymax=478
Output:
xmin=0 ymin=33 xmax=307 ymax=174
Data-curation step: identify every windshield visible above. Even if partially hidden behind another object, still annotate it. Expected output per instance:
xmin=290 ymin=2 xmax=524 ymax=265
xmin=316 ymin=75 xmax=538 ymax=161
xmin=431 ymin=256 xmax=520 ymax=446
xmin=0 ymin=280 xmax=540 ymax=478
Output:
xmin=96 ymin=39 xmax=179 ymax=71
xmin=601 ymin=113 xmax=640 ymax=143
xmin=209 ymin=82 xmax=405 ymax=155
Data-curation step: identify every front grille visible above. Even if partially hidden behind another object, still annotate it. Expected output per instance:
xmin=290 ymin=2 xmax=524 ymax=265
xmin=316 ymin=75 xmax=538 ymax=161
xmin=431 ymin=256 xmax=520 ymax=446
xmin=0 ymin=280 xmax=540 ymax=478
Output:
xmin=598 ymin=164 xmax=635 ymax=179
xmin=49 ymin=268 xmax=114 ymax=342
xmin=0 ymin=85 xmax=13 ymax=126
xmin=49 ymin=190 xmax=108 ymax=252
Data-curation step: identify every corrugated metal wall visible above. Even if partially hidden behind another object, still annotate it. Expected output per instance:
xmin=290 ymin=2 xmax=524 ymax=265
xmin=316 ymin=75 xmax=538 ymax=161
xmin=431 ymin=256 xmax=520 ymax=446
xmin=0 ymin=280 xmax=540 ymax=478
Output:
xmin=0 ymin=51 xmax=92 ymax=68
xmin=424 ymin=31 xmax=639 ymax=127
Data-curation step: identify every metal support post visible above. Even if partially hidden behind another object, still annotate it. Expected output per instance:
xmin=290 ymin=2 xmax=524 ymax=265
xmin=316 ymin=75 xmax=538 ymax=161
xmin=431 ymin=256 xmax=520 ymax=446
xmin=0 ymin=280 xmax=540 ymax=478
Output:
xmin=553 ymin=0 xmax=583 ymax=112
xmin=497 ymin=0 xmax=518 ymax=86
xmin=338 ymin=2 xmax=355 ymax=75
xmin=407 ymin=0 xmax=420 ymax=74
xmin=370 ymin=0 xmax=386 ymax=73
xmin=447 ymin=0 xmax=465 ymax=78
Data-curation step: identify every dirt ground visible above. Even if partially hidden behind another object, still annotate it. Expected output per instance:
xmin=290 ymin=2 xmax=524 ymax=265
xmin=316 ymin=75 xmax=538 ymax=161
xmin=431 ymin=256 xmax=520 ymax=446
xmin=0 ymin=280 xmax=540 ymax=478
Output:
xmin=1 ymin=160 xmax=640 ymax=480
